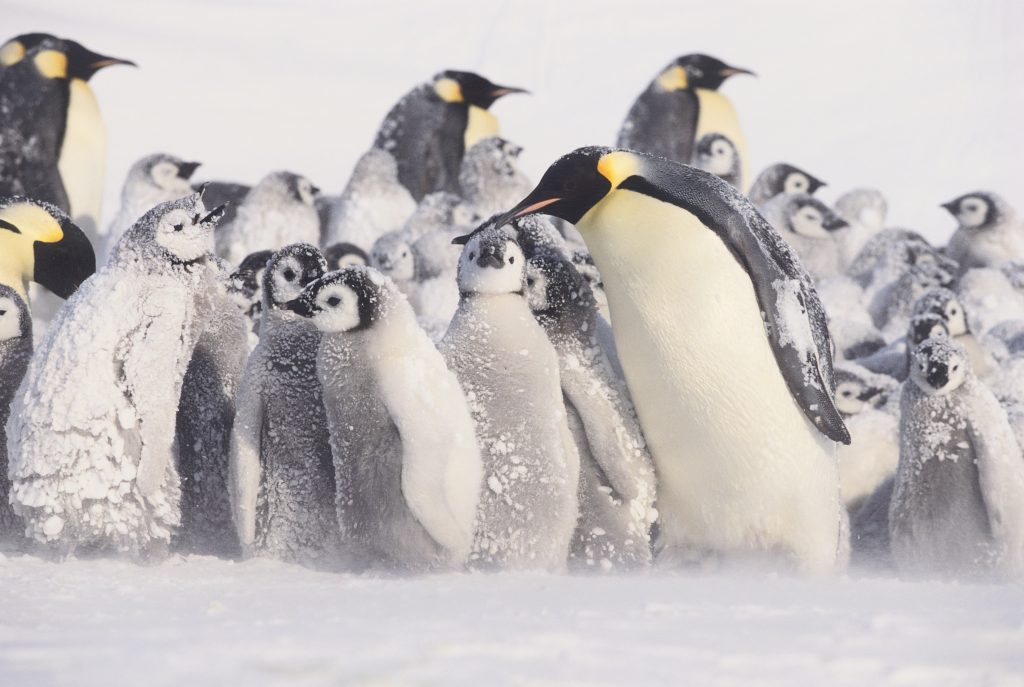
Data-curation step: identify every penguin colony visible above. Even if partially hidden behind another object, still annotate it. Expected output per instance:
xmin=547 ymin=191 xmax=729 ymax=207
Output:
xmin=0 ymin=33 xmax=1022 ymax=583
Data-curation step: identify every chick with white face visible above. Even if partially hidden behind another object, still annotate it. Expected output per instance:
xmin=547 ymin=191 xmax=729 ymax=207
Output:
xmin=285 ymin=267 xmax=481 ymax=571
xmin=440 ymin=226 xmax=580 ymax=571
xmin=7 ymin=193 xmax=225 ymax=558
xmin=495 ymin=147 xmax=850 ymax=574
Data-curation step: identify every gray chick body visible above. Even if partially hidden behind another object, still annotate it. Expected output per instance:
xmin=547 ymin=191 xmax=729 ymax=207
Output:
xmin=0 ymin=286 xmax=32 ymax=538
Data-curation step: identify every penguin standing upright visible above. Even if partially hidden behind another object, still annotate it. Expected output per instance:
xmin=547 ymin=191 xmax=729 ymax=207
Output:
xmin=441 ymin=226 xmax=580 ymax=571
xmin=228 ymin=244 xmax=339 ymax=566
xmin=373 ymin=71 xmax=527 ymax=201
xmin=525 ymin=252 xmax=657 ymax=570
xmin=942 ymin=192 xmax=1024 ymax=273
xmin=617 ymin=55 xmax=753 ymax=189
xmin=495 ymin=147 xmax=850 ymax=573
xmin=7 ymin=193 xmax=225 ymax=559
xmin=0 ymin=284 xmax=32 ymax=538
xmin=285 ymin=267 xmax=482 ymax=571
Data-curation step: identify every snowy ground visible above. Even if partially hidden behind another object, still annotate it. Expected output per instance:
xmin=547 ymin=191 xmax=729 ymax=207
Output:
xmin=2 ymin=554 xmax=1023 ymax=687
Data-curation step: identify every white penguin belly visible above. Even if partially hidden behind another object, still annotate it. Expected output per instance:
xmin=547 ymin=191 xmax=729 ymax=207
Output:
xmin=694 ymin=89 xmax=749 ymax=192
xmin=578 ymin=190 xmax=839 ymax=570
xmin=59 ymin=80 xmax=106 ymax=239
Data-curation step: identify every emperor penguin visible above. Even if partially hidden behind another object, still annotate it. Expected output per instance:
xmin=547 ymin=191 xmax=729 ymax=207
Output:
xmin=493 ymin=147 xmax=851 ymax=574
xmin=617 ymin=54 xmax=754 ymax=189
xmin=440 ymin=226 xmax=580 ymax=571
xmin=285 ymin=267 xmax=482 ymax=571
xmin=911 ymin=287 xmax=995 ymax=378
xmin=216 ymin=171 xmax=321 ymax=265
xmin=373 ymin=70 xmax=527 ymax=201
xmin=324 ymin=242 xmax=369 ymax=271
xmin=760 ymin=193 xmax=849 ymax=282
xmin=228 ymin=249 xmax=274 ymax=347
xmin=7 ymin=193 xmax=226 ymax=559
xmin=748 ymin=163 xmax=826 ymax=207
xmin=457 ymin=137 xmax=533 ymax=222
xmin=228 ymin=244 xmax=340 ymax=567
xmin=104 ymin=154 xmax=201 ymax=259
xmin=525 ymin=252 xmax=657 ymax=570
xmin=942 ymin=192 xmax=1024 ymax=273
xmin=693 ymin=133 xmax=741 ymax=190
xmin=0 ymin=284 xmax=32 ymax=538
xmin=322 ymin=148 xmax=417 ymax=251
xmin=173 ymin=257 xmax=249 ymax=557
xmin=891 ymin=337 xmax=1024 ymax=581
xmin=0 ymin=196 xmax=96 ymax=304
xmin=0 ymin=34 xmax=134 ymax=242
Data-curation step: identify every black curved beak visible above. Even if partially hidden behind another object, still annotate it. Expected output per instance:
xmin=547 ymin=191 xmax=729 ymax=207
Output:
xmin=200 ymin=203 xmax=228 ymax=228
xmin=490 ymin=85 xmax=529 ymax=99
xmin=33 ymin=221 xmax=96 ymax=299
xmin=284 ymin=295 xmax=315 ymax=317
xmin=477 ymin=251 xmax=503 ymax=269
xmin=68 ymin=43 xmax=136 ymax=80
xmin=857 ymin=386 xmax=884 ymax=403
xmin=940 ymin=200 xmax=958 ymax=214
xmin=177 ymin=161 xmax=201 ymax=180
xmin=824 ymin=216 xmax=849 ymax=232
xmin=492 ymin=196 xmax=562 ymax=232
xmin=925 ymin=362 xmax=949 ymax=390
xmin=310 ymin=184 xmax=322 ymax=196
xmin=719 ymin=66 xmax=756 ymax=78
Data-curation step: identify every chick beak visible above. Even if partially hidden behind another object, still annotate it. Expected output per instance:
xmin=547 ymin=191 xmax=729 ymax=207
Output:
xmin=284 ymin=296 xmax=315 ymax=317
xmin=200 ymin=203 xmax=228 ymax=227
xmin=177 ymin=162 xmax=202 ymax=180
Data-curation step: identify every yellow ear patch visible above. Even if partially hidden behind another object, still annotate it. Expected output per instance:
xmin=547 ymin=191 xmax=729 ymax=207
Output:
xmin=597 ymin=151 xmax=641 ymax=188
xmin=434 ymin=77 xmax=463 ymax=103
xmin=0 ymin=40 xmax=25 ymax=67
xmin=0 ymin=203 xmax=64 ymax=243
xmin=656 ymin=65 xmax=688 ymax=91
xmin=33 ymin=49 xmax=67 ymax=79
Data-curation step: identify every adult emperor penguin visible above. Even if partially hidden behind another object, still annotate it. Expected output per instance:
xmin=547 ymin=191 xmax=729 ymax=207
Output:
xmin=493 ymin=147 xmax=851 ymax=573
xmin=0 ymin=285 xmax=32 ymax=538
xmin=891 ymin=338 xmax=1024 ymax=580
xmin=229 ymin=244 xmax=339 ymax=567
xmin=0 ymin=196 xmax=96 ymax=303
xmin=0 ymin=34 xmax=134 ymax=242
xmin=373 ymin=70 xmax=527 ymax=201
xmin=285 ymin=267 xmax=482 ymax=571
xmin=617 ymin=54 xmax=754 ymax=189
xmin=7 ymin=192 xmax=225 ymax=559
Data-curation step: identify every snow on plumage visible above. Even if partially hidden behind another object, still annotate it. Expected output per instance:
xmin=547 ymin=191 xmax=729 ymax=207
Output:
xmin=457 ymin=137 xmax=532 ymax=222
xmin=0 ymin=284 xmax=32 ymax=537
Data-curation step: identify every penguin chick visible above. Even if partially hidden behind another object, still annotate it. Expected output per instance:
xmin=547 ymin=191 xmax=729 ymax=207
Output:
xmin=956 ymin=265 xmax=1024 ymax=337
xmin=0 ymin=284 xmax=32 ymax=538
xmin=457 ymin=136 xmax=533 ymax=221
xmin=228 ymin=249 xmax=274 ymax=347
xmin=833 ymin=362 xmax=900 ymax=510
xmin=173 ymin=257 xmax=249 ymax=558
xmin=322 ymin=148 xmax=417 ymax=251
xmin=856 ymin=312 xmax=950 ymax=381
xmin=323 ymin=242 xmax=369 ymax=271
xmin=870 ymin=258 xmax=957 ymax=339
xmin=371 ymin=231 xmax=459 ymax=340
xmin=891 ymin=337 xmax=1024 ymax=581
xmin=228 ymin=244 xmax=338 ymax=567
xmin=440 ymin=227 xmax=580 ymax=571
xmin=216 ymin=171 xmax=321 ymax=265
xmin=285 ymin=267 xmax=482 ymax=571
xmin=374 ymin=70 xmax=527 ymax=201
xmin=694 ymin=133 xmax=741 ymax=189
xmin=369 ymin=232 xmax=417 ymax=298
xmin=760 ymin=193 xmax=848 ymax=281
xmin=846 ymin=229 xmax=952 ymax=298
xmin=7 ymin=193 xmax=225 ymax=558
xmin=525 ymin=252 xmax=656 ymax=570
xmin=911 ymin=287 xmax=995 ymax=378
xmin=943 ymin=192 xmax=1024 ymax=273
xmin=834 ymin=188 xmax=888 ymax=269
xmin=747 ymin=163 xmax=826 ymax=207
xmin=402 ymin=190 xmax=474 ymax=242
xmin=104 ymin=154 xmax=201 ymax=259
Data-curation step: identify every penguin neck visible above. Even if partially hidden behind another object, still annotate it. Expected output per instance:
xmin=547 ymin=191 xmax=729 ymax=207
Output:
xmin=59 ymin=78 xmax=106 ymax=239
xmin=464 ymin=105 xmax=500 ymax=150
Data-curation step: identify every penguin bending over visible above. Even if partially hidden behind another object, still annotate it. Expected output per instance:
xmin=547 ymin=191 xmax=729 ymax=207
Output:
xmin=0 ymin=285 xmax=32 ymax=538
xmin=440 ymin=226 xmax=580 ymax=571
xmin=285 ymin=267 xmax=482 ymax=570
xmin=494 ymin=147 xmax=850 ymax=573
xmin=525 ymin=252 xmax=656 ymax=570
xmin=229 ymin=244 xmax=339 ymax=566
xmin=7 ymin=193 xmax=225 ymax=558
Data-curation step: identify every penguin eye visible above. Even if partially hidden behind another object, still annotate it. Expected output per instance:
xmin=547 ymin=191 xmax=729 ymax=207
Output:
xmin=952 ymin=364 xmax=960 ymax=371
xmin=327 ymin=296 xmax=341 ymax=307
xmin=469 ymin=252 xmax=476 ymax=260
xmin=526 ymin=277 xmax=535 ymax=287
xmin=283 ymin=269 xmax=296 ymax=282
xmin=401 ymin=250 xmax=407 ymax=258
xmin=172 ymin=223 xmax=184 ymax=232
xmin=508 ymin=255 xmax=515 ymax=264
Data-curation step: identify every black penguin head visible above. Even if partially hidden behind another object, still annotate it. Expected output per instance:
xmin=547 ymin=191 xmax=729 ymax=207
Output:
xmin=142 ymin=192 xmax=225 ymax=266
xmin=280 ymin=172 xmax=319 ymax=206
xmin=911 ymin=287 xmax=969 ymax=336
xmin=911 ymin=337 xmax=968 ymax=395
xmin=0 ymin=284 xmax=31 ymax=343
xmin=941 ymin=191 xmax=1007 ymax=231
xmin=657 ymin=54 xmax=755 ymax=91
xmin=455 ymin=224 xmax=526 ymax=296
xmin=285 ymin=266 xmax=389 ymax=333
xmin=833 ymin=365 xmax=893 ymax=416
xmin=782 ymin=195 xmax=848 ymax=238
xmin=263 ymin=243 xmax=328 ymax=310
xmin=0 ymin=33 xmax=55 ymax=68
xmin=525 ymin=252 xmax=596 ymax=333
xmin=777 ymin=164 xmax=826 ymax=196
xmin=0 ymin=197 xmax=95 ymax=299
xmin=63 ymin=40 xmax=135 ymax=80
xmin=324 ymin=242 xmax=370 ymax=271
xmin=230 ymin=249 xmax=275 ymax=299
xmin=908 ymin=313 xmax=950 ymax=347
xmin=695 ymin=133 xmax=739 ymax=179
xmin=432 ymin=70 xmax=528 ymax=109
